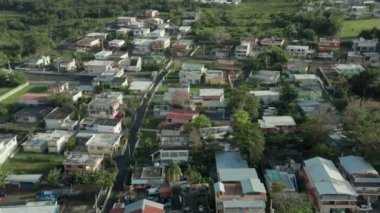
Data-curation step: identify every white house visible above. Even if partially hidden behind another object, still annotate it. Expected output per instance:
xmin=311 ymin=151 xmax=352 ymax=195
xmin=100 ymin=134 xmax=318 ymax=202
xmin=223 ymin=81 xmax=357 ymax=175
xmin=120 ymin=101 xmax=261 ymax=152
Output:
xmin=87 ymin=92 xmax=123 ymax=118
xmin=133 ymin=28 xmax=150 ymax=38
xmin=149 ymin=29 xmax=165 ymax=38
xmin=250 ymin=90 xmax=280 ymax=104
xmin=179 ymin=63 xmax=207 ymax=84
xmin=95 ymin=51 xmax=113 ymax=60
xmin=45 ymin=130 xmax=71 ymax=153
xmin=0 ymin=135 xmax=18 ymax=165
xmin=352 ymin=37 xmax=378 ymax=52
xmin=44 ymin=107 xmax=75 ymax=130
xmin=133 ymin=39 xmax=154 ymax=54
xmin=81 ymin=118 xmax=122 ymax=134
xmin=250 ymin=70 xmax=281 ymax=85
xmin=108 ymin=39 xmax=126 ymax=48
xmin=85 ymin=134 xmax=122 ymax=155
xmin=120 ymin=56 xmax=142 ymax=72
xmin=151 ymin=149 xmax=189 ymax=163
xmin=199 ymin=126 xmax=233 ymax=140
xmin=235 ymin=40 xmax=251 ymax=59
xmin=152 ymin=37 xmax=171 ymax=51
xmin=129 ymin=81 xmax=152 ymax=94
xmin=286 ymin=45 xmax=313 ymax=57
xmin=83 ymin=60 xmax=113 ymax=74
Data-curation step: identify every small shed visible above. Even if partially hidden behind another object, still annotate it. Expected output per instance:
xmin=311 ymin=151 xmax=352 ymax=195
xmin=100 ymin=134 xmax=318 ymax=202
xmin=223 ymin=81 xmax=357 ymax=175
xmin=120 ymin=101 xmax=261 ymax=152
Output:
xmin=4 ymin=174 xmax=43 ymax=189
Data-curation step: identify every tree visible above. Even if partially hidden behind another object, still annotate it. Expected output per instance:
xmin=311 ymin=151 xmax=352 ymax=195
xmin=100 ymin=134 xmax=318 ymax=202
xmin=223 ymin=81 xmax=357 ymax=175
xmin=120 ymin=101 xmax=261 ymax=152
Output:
xmin=349 ymin=68 xmax=380 ymax=101
xmin=190 ymin=115 xmax=211 ymax=129
xmin=187 ymin=167 xmax=203 ymax=184
xmin=8 ymin=71 xmax=27 ymax=86
xmin=0 ymin=104 xmax=8 ymax=116
xmin=234 ymin=121 xmax=265 ymax=163
xmin=230 ymin=86 xmax=260 ymax=119
xmin=343 ymin=100 xmax=368 ymax=131
xmin=74 ymin=171 xmax=115 ymax=187
xmin=271 ymin=181 xmax=286 ymax=193
xmin=299 ymin=114 xmax=331 ymax=146
xmin=211 ymin=26 xmax=231 ymax=45
xmin=46 ymin=93 xmax=73 ymax=109
xmin=311 ymin=143 xmax=336 ymax=159
xmin=254 ymin=47 xmax=288 ymax=70
xmin=165 ymin=163 xmax=182 ymax=185
xmin=66 ymin=136 xmax=77 ymax=151
xmin=272 ymin=193 xmax=313 ymax=213
xmin=232 ymin=110 xmax=250 ymax=126
xmin=47 ymin=168 xmax=61 ymax=186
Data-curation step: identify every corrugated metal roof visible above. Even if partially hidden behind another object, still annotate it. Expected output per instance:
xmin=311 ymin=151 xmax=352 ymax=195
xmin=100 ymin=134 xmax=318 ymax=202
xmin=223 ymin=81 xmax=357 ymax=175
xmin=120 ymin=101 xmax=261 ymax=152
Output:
xmin=218 ymin=168 xmax=258 ymax=182
xmin=222 ymin=200 xmax=266 ymax=209
xmin=240 ymin=178 xmax=266 ymax=194
xmin=215 ymin=151 xmax=248 ymax=170
xmin=339 ymin=155 xmax=378 ymax=176
xmin=304 ymin=157 xmax=357 ymax=196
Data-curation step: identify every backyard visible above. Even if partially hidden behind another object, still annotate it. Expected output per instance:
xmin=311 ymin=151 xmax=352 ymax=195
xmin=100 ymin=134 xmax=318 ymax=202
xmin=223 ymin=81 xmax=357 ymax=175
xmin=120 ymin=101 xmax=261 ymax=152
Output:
xmin=341 ymin=18 xmax=380 ymax=39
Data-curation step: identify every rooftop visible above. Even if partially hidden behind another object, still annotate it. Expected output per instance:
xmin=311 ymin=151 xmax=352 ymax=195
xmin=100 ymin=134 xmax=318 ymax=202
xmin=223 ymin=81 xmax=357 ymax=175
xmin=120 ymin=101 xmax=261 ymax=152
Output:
xmin=45 ymin=107 xmax=72 ymax=120
xmin=133 ymin=167 xmax=164 ymax=179
xmin=86 ymin=32 xmax=108 ymax=38
xmin=222 ymin=200 xmax=266 ymax=209
xmin=19 ymin=93 xmax=49 ymax=101
xmin=23 ymin=130 xmax=70 ymax=147
xmin=166 ymin=109 xmax=198 ymax=120
xmin=181 ymin=63 xmax=205 ymax=71
xmin=218 ymin=168 xmax=258 ymax=182
xmin=84 ymin=60 xmax=113 ymax=67
xmin=4 ymin=174 xmax=42 ymax=183
xmin=0 ymin=134 xmax=16 ymax=146
xmin=125 ymin=199 xmax=164 ymax=213
xmin=199 ymin=89 xmax=224 ymax=97
xmin=215 ymin=151 xmax=249 ymax=170
xmin=0 ymin=202 xmax=58 ymax=213
xmin=85 ymin=134 xmax=121 ymax=147
xmin=339 ymin=155 xmax=379 ymax=176
xmin=304 ymin=157 xmax=357 ymax=196
xmin=93 ymin=118 xmax=121 ymax=126
xmin=240 ymin=178 xmax=267 ymax=194
xmin=258 ymin=116 xmax=296 ymax=128
xmin=14 ymin=106 xmax=53 ymax=118
xmin=63 ymin=153 xmax=103 ymax=166
xmin=129 ymin=81 xmax=151 ymax=92
xmin=160 ymin=136 xmax=189 ymax=149
xmin=250 ymin=90 xmax=280 ymax=96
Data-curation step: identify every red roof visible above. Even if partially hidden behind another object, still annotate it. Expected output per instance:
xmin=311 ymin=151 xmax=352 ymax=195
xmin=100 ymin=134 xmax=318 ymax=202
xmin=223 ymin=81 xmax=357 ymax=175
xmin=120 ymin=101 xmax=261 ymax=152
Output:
xmin=19 ymin=93 xmax=49 ymax=101
xmin=202 ymin=96 xmax=221 ymax=100
xmin=159 ymin=187 xmax=172 ymax=199
xmin=166 ymin=109 xmax=198 ymax=120
xmin=126 ymin=199 xmax=164 ymax=213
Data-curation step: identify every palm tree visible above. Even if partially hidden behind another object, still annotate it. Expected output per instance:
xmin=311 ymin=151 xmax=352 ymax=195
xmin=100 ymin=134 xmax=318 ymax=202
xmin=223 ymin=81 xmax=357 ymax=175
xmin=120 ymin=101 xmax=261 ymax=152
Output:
xmin=165 ymin=163 xmax=182 ymax=185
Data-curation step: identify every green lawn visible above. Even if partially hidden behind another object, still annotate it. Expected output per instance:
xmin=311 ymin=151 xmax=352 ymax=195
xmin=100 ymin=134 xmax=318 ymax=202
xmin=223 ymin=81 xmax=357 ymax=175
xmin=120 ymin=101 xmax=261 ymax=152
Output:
xmin=0 ymin=87 xmax=14 ymax=96
xmin=341 ymin=18 xmax=380 ymax=39
xmin=0 ymin=84 xmax=48 ymax=105
xmin=3 ymin=152 xmax=65 ymax=174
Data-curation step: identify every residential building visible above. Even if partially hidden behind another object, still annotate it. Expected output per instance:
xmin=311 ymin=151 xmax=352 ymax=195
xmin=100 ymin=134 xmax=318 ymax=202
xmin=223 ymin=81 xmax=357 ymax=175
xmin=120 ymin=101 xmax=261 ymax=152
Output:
xmin=110 ymin=77 xmax=128 ymax=89
xmin=0 ymin=135 xmax=18 ymax=165
xmin=149 ymin=29 xmax=165 ymax=38
xmin=44 ymin=107 xmax=75 ymax=130
xmin=264 ymin=169 xmax=297 ymax=193
xmin=165 ymin=109 xmax=199 ymax=124
xmin=205 ymin=70 xmax=224 ymax=85
xmin=13 ymin=106 xmax=52 ymax=123
xmin=151 ymin=149 xmax=189 ymax=164
xmin=179 ymin=63 xmax=207 ymax=84
xmin=22 ymin=130 xmax=70 ymax=153
xmin=63 ymin=153 xmax=103 ymax=173
xmin=292 ymin=74 xmax=323 ymax=100
xmin=108 ymin=51 xmax=129 ymax=61
xmin=116 ymin=28 xmax=132 ymax=36
xmin=284 ymin=59 xmax=310 ymax=74
xmin=144 ymin=9 xmax=160 ymax=18
xmin=286 ymin=45 xmax=313 ymax=57
xmin=163 ymin=83 xmax=190 ymax=105
xmin=260 ymin=37 xmax=285 ymax=48
xmin=120 ymin=56 xmax=142 ymax=72
xmin=18 ymin=93 xmax=49 ymax=105
xmin=347 ymin=51 xmax=364 ymax=64
xmin=334 ymin=64 xmax=365 ymax=76
xmin=302 ymin=157 xmax=357 ymax=213
xmin=199 ymin=126 xmax=232 ymax=140
xmin=235 ymin=40 xmax=251 ymax=59
xmin=88 ymin=92 xmax=123 ymax=118
xmin=318 ymin=37 xmax=340 ymax=52
xmin=124 ymin=199 xmax=164 ymax=213
xmin=80 ymin=118 xmax=122 ymax=134
xmin=4 ymin=174 xmax=43 ymax=189
xmin=250 ymin=89 xmax=280 ymax=105
xmin=76 ymin=37 xmax=101 ymax=50
xmin=201 ymin=0 xmax=242 ymax=4
xmin=108 ymin=39 xmax=125 ymax=48
xmin=157 ymin=122 xmax=186 ymax=138
xmin=297 ymin=100 xmax=321 ymax=116
xmin=86 ymin=32 xmax=108 ymax=41
xmin=172 ymin=39 xmax=193 ymax=56
xmin=339 ymin=155 xmax=380 ymax=202
xmin=131 ymin=167 xmax=165 ymax=188
xmin=178 ymin=26 xmax=191 ymax=34
xmin=129 ymin=81 xmax=151 ymax=94
xmin=133 ymin=28 xmax=151 ymax=38
xmin=153 ymin=105 xmax=171 ymax=118
xmin=66 ymin=89 xmax=83 ymax=102
xmin=152 ymin=37 xmax=170 ymax=51
xmin=249 ymin=70 xmax=281 ymax=85
xmin=258 ymin=116 xmax=297 ymax=133
xmin=48 ymin=81 xmax=69 ymax=93
xmin=95 ymin=51 xmax=113 ymax=60
xmin=23 ymin=55 xmax=51 ymax=68
xmin=352 ymin=37 xmax=378 ymax=52
xmin=192 ymin=89 xmax=226 ymax=110
xmin=363 ymin=52 xmax=380 ymax=67
xmin=214 ymin=151 xmax=267 ymax=213
xmin=117 ymin=16 xmax=136 ymax=26
xmin=56 ymin=59 xmax=76 ymax=72
xmin=214 ymin=59 xmax=239 ymax=71
xmin=85 ymin=133 xmax=122 ymax=155
xmin=83 ymin=60 xmax=113 ymax=74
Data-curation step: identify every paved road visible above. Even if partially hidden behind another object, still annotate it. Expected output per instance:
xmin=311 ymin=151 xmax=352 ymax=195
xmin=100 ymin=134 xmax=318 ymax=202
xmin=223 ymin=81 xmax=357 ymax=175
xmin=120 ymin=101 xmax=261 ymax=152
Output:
xmin=102 ymin=69 xmax=168 ymax=212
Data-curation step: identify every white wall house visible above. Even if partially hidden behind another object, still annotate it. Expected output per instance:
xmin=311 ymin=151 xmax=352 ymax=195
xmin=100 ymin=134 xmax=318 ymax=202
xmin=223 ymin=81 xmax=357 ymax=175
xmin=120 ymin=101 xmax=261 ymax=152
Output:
xmin=133 ymin=28 xmax=150 ymax=38
xmin=0 ymin=135 xmax=18 ymax=165
xmin=179 ymin=63 xmax=207 ymax=84
xmin=352 ymin=37 xmax=378 ymax=52
xmin=250 ymin=90 xmax=280 ymax=104
xmin=108 ymin=39 xmax=126 ymax=48
xmin=44 ymin=107 xmax=75 ymax=130
xmin=85 ymin=134 xmax=122 ymax=155
xmin=95 ymin=51 xmax=113 ymax=60
xmin=151 ymin=149 xmax=189 ymax=163
xmin=235 ymin=41 xmax=251 ymax=60
xmin=286 ymin=45 xmax=313 ymax=57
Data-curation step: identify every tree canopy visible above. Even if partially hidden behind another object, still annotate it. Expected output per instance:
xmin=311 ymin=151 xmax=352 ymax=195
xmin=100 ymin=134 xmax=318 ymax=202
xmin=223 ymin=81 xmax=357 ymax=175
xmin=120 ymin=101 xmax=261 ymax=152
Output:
xmin=191 ymin=114 xmax=212 ymax=129
xmin=165 ymin=163 xmax=182 ymax=185
xmin=230 ymin=85 xmax=260 ymax=119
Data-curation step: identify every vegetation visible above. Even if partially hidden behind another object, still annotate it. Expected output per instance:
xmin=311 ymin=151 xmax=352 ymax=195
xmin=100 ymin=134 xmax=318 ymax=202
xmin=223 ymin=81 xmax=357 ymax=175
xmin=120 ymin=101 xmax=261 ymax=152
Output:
xmin=230 ymin=85 xmax=260 ymax=119
xmin=342 ymin=19 xmax=380 ymax=39
xmin=74 ymin=171 xmax=116 ymax=187
xmin=46 ymin=92 xmax=73 ymax=109
xmin=190 ymin=115 xmax=212 ymax=129
xmin=0 ymin=84 xmax=47 ymax=104
xmin=66 ymin=136 xmax=77 ymax=151
xmin=272 ymin=193 xmax=314 ymax=213
xmin=349 ymin=68 xmax=380 ymax=101
xmin=0 ymin=71 xmax=27 ymax=87
xmin=299 ymin=114 xmax=331 ymax=146
xmin=47 ymin=168 xmax=61 ymax=186
xmin=251 ymin=47 xmax=288 ymax=70
xmin=165 ymin=163 xmax=182 ymax=185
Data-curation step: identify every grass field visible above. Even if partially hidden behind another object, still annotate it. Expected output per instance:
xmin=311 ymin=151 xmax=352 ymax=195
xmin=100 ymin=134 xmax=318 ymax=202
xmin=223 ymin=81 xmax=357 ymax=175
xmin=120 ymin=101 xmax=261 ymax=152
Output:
xmin=0 ymin=87 xmax=14 ymax=96
xmin=4 ymin=152 xmax=65 ymax=174
xmin=0 ymin=84 xmax=48 ymax=105
xmin=341 ymin=18 xmax=380 ymax=39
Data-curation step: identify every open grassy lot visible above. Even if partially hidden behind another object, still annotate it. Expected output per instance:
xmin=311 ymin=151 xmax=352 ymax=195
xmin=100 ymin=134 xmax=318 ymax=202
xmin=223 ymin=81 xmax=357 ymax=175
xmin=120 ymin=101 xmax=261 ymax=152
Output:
xmin=341 ymin=18 xmax=380 ymax=39
xmin=0 ymin=84 xmax=48 ymax=105
xmin=0 ymin=87 xmax=14 ymax=96
xmin=4 ymin=152 xmax=65 ymax=174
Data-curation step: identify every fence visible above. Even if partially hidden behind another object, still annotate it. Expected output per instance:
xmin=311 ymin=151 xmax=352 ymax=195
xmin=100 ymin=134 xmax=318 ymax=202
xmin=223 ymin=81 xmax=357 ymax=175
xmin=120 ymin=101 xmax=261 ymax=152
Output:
xmin=0 ymin=81 xmax=29 ymax=102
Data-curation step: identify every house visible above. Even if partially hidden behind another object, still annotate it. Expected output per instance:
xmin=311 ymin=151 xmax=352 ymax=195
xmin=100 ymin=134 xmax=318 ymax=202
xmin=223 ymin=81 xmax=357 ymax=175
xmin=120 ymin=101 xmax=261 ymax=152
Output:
xmin=349 ymin=5 xmax=369 ymax=17
xmin=334 ymin=64 xmax=365 ymax=76
xmin=4 ymin=174 xmax=43 ymax=189
xmin=76 ymin=37 xmax=101 ymax=50
xmin=235 ymin=40 xmax=251 ymax=59
xmin=196 ymin=88 xmax=225 ymax=108
xmin=297 ymin=100 xmax=321 ymax=116
xmin=95 ymin=51 xmax=113 ymax=60
xmin=339 ymin=155 xmax=380 ymax=202
xmin=120 ymin=56 xmax=142 ymax=72
xmin=110 ymin=77 xmax=128 ymax=89
xmin=116 ymin=28 xmax=132 ymax=36
xmin=260 ymin=37 xmax=285 ymax=48
xmin=318 ymin=37 xmax=340 ymax=53
xmin=201 ymin=0 xmax=242 ymax=4
xmin=22 ymin=130 xmax=70 ymax=153
xmin=149 ymin=29 xmax=165 ymax=38
xmin=172 ymin=39 xmax=193 ymax=56
xmin=66 ymin=89 xmax=83 ymax=102
xmin=302 ymin=157 xmax=357 ymax=213
xmin=347 ymin=51 xmax=364 ymax=64
xmin=157 ymin=122 xmax=186 ymax=138
xmin=250 ymin=89 xmax=280 ymax=105
xmin=205 ymin=70 xmax=224 ymax=85
xmin=151 ymin=149 xmax=189 ymax=164
xmin=249 ymin=70 xmax=280 ymax=85
xmin=56 ymin=59 xmax=76 ymax=72
xmin=18 ymin=93 xmax=49 ymax=105
xmin=152 ymin=37 xmax=170 ymax=51
xmin=352 ymin=37 xmax=378 ymax=52
xmin=108 ymin=39 xmax=125 ymax=49
xmin=13 ymin=106 xmax=52 ymax=123
xmin=178 ymin=26 xmax=192 ymax=35
xmin=363 ymin=52 xmax=380 ymax=67
xmin=179 ymin=63 xmax=207 ymax=84
xmin=132 ymin=167 xmax=165 ymax=188
xmin=284 ymin=59 xmax=310 ymax=74
xmin=291 ymin=74 xmax=323 ymax=100
xmin=153 ymin=105 xmax=171 ymax=118
xmin=124 ymin=199 xmax=164 ymax=213
xmin=264 ymin=169 xmax=297 ymax=193
xmin=109 ymin=51 xmax=129 ymax=61
xmin=165 ymin=109 xmax=199 ymax=124
xmin=286 ymin=45 xmax=313 ymax=57
xmin=0 ymin=135 xmax=18 ymax=165
xmin=214 ymin=151 xmax=267 ymax=213
xmin=24 ymin=55 xmax=51 ymax=68
xmin=133 ymin=28 xmax=151 ymax=38
xmin=48 ymin=81 xmax=69 ymax=93
xmin=85 ymin=133 xmax=122 ymax=155
xmin=63 ymin=153 xmax=103 ymax=173
xmin=44 ymin=107 xmax=75 ymax=130
xmin=86 ymin=32 xmax=108 ymax=41
xmin=199 ymin=126 xmax=232 ymax=140
xmin=159 ymin=135 xmax=189 ymax=149
xmin=117 ymin=16 xmax=136 ymax=26
xmin=83 ymin=60 xmax=113 ymax=74
xmin=129 ymin=81 xmax=151 ymax=94
xmin=81 ymin=118 xmax=122 ymax=134
xmin=258 ymin=116 xmax=297 ymax=133
xmin=163 ymin=83 xmax=190 ymax=106
xmin=144 ymin=9 xmax=160 ymax=18
xmin=88 ymin=92 xmax=123 ymax=118
xmin=214 ymin=59 xmax=239 ymax=71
